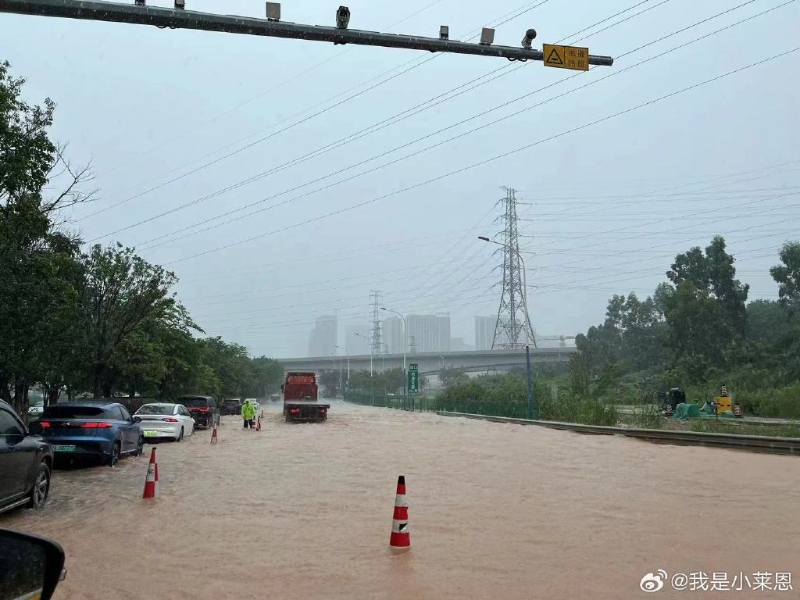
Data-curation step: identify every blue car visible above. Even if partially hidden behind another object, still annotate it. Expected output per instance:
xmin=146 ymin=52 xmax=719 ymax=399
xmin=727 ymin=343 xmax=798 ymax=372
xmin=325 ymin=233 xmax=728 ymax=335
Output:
xmin=29 ymin=401 xmax=144 ymax=466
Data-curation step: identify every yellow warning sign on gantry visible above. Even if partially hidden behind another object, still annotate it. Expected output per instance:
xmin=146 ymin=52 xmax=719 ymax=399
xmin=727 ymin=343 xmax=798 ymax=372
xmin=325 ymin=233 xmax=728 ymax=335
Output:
xmin=543 ymin=44 xmax=589 ymax=71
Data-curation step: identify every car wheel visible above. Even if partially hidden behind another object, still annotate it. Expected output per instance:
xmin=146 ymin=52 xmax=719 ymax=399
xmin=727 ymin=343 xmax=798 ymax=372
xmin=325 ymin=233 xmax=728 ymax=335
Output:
xmin=136 ymin=436 xmax=145 ymax=456
xmin=27 ymin=462 xmax=51 ymax=509
xmin=107 ymin=441 xmax=121 ymax=467
xmin=176 ymin=427 xmax=184 ymax=442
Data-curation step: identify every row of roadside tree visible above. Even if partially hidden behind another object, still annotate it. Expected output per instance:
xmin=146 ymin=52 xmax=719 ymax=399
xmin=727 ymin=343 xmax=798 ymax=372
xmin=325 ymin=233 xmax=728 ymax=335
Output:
xmin=0 ymin=61 xmax=284 ymax=414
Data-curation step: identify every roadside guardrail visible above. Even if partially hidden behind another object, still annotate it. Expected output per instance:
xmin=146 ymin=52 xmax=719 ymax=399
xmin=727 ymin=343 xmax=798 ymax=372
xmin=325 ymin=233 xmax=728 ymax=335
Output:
xmin=437 ymin=412 xmax=800 ymax=455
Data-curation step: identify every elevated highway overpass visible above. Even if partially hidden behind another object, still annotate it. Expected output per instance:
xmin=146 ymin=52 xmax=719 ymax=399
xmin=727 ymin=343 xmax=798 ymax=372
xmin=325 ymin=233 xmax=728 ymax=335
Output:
xmin=277 ymin=347 xmax=576 ymax=374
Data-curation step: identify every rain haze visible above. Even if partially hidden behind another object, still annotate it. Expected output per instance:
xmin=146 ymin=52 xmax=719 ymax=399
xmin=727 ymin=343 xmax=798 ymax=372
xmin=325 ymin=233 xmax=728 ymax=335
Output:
xmin=2 ymin=0 xmax=798 ymax=359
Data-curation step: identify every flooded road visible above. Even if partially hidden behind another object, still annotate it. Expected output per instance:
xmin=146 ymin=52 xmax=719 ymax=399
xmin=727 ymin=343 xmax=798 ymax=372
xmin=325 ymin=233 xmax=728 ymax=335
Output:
xmin=4 ymin=400 xmax=800 ymax=600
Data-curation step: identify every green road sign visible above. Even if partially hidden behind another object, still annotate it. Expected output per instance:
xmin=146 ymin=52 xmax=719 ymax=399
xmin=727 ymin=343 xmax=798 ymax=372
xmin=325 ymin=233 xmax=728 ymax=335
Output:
xmin=408 ymin=363 xmax=419 ymax=394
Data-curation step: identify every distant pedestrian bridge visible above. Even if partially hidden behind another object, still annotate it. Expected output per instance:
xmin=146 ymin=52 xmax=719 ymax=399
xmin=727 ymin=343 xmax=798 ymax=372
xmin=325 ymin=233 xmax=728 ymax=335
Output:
xmin=277 ymin=347 xmax=576 ymax=375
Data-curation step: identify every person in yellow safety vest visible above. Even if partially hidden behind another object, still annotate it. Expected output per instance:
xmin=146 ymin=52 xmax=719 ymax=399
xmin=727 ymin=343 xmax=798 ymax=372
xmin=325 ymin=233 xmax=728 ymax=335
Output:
xmin=241 ymin=399 xmax=256 ymax=429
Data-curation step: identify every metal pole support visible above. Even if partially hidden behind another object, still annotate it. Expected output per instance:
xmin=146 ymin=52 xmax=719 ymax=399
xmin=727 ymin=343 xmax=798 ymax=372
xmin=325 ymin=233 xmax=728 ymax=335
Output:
xmin=526 ymin=345 xmax=534 ymax=420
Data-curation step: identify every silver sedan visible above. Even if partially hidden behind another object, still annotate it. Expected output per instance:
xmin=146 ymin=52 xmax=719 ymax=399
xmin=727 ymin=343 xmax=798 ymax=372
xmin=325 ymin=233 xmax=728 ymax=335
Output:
xmin=134 ymin=403 xmax=195 ymax=442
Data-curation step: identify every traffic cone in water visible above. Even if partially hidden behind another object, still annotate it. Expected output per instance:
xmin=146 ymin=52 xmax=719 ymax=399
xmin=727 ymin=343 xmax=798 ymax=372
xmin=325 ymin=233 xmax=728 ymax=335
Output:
xmin=210 ymin=423 xmax=218 ymax=444
xmin=142 ymin=448 xmax=158 ymax=499
xmin=256 ymin=415 xmax=261 ymax=431
xmin=389 ymin=475 xmax=410 ymax=549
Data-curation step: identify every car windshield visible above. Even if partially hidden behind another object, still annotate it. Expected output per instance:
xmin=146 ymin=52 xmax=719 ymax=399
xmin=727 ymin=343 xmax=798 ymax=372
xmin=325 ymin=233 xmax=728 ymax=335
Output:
xmin=136 ymin=404 xmax=176 ymax=415
xmin=42 ymin=406 xmax=104 ymax=419
xmin=178 ymin=398 xmax=208 ymax=408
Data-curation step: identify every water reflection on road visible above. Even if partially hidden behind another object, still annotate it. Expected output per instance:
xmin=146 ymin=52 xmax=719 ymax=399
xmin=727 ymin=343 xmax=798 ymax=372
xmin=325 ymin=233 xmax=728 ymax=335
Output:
xmin=4 ymin=400 xmax=799 ymax=599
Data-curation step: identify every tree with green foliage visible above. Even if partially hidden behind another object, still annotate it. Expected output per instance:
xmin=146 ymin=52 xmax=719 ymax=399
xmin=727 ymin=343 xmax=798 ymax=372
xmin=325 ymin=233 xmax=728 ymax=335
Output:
xmin=771 ymin=241 xmax=800 ymax=316
xmin=439 ymin=366 xmax=468 ymax=388
xmin=196 ymin=337 xmax=254 ymax=399
xmin=746 ymin=300 xmax=788 ymax=347
xmin=0 ymin=61 xmax=93 ymax=412
xmin=318 ymin=370 xmax=339 ymax=395
xmin=566 ymin=236 xmax=800 ymax=418
xmin=661 ymin=236 xmax=749 ymax=376
xmin=82 ymin=243 xmax=188 ymax=398
xmin=249 ymin=356 xmax=284 ymax=397
xmin=346 ymin=368 xmax=405 ymax=395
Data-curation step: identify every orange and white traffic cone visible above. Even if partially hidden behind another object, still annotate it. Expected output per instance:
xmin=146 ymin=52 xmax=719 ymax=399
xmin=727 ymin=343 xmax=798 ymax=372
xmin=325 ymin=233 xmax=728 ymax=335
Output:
xmin=142 ymin=448 xmax=158 ymax=499
xmin=389 ymin=475 xmax=410 ymax=549
xmin=210 ymin=423 xmax=218 ymax=444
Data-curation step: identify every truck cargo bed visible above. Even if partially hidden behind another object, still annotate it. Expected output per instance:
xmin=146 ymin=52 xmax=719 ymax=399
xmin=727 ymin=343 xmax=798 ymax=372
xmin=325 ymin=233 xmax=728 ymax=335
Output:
xmin=284 ymin=401 xmax=330 ymax=422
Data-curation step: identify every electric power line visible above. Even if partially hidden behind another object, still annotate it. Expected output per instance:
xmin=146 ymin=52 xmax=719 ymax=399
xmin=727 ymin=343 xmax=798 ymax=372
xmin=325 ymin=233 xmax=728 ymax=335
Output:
xmin=92 ymin=0 xmax=671 ymax=243
xmin=126 ymin=0 xmax=787 ymax=251
xmin=160 ymin=46 xmax=800 ymax=266
xmin=77 ymin=0 xmax=556 ymax=222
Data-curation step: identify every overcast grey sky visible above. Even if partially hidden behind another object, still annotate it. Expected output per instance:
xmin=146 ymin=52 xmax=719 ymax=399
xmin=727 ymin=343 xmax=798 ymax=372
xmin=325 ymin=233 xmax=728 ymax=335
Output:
xmin=2 ymin=0 xmax=799 ymax=358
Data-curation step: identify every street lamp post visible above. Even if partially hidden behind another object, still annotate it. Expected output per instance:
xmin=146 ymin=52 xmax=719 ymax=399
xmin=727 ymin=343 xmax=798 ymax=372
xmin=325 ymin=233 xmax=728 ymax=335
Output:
xmin=353 ymin=331 xmax=374 ymax=404
xmin=353 ymin=332 xmax=372 ymax=377
xmin=335 ymin=345 xmax=349 ymax=396
xmin=381 ymin=307 xmax=407 ymax=403
xmin=478 ymin=235 xmax=536 ymax=420
xmin=336 ymin=345 xmax=350 ymax=380
xmin=329 ymin=354 xmax=337 ymax=398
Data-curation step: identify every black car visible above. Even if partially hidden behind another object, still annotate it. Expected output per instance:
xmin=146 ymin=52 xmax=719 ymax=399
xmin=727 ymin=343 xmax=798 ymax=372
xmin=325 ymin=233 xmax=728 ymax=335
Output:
xmin=0 ymin=399 xmax=53 ymax=514
xmin=220 ymin=399 xmax=242 ymax=416
xmin=176 ymin=395 xmax=219 ymax=429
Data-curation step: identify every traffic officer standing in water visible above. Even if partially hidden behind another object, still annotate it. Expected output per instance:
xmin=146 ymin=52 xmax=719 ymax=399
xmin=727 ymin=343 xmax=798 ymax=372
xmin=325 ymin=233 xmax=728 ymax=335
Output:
xmin=241 ymin=398 xmax=256 ymax=429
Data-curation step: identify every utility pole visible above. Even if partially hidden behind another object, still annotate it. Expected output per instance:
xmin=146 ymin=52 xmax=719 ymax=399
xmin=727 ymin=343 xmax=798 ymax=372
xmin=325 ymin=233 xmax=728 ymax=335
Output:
xmin=381 ymin=307 xmax=406 ymax=403
xmin=488 ymin=188 xmax=536 ymax=349
xmin=0 ymin=1 xmax=614 ymax=67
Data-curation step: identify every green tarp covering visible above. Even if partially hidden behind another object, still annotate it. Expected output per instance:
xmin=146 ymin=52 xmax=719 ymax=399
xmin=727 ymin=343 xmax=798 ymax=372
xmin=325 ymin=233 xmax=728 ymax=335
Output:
xmin=674 ymin=403 xmax=701 ymax=419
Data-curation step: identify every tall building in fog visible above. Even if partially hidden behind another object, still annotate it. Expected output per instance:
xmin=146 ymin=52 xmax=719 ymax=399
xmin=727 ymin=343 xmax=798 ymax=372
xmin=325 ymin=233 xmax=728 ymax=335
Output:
xmin=383 ymin=317 xmax=405 ymax=354
xmin=381 ymin=313 xmax=451 ymax=354
xmin=345 ymin=324 xmax=370 ymax=355
xmin=475 ymin=316 xmax=495 ymax=350
xmin=308 ymin=314 xmax=337 ymax=356
xmin=407 ymin=314 xmax=450 ymax=353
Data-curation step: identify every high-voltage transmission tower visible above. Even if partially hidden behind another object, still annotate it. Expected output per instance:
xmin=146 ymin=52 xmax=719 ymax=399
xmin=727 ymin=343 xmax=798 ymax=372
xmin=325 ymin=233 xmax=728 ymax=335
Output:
xmin=492 ymin=188 xmax=536 ymax=349
xmin=369 ymin=291 xmax=383 ymax=356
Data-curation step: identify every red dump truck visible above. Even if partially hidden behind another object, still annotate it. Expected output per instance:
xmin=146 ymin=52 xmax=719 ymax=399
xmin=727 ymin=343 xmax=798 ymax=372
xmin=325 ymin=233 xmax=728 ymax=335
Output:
xmin=282 ymin=372 xmax=330 ymax=423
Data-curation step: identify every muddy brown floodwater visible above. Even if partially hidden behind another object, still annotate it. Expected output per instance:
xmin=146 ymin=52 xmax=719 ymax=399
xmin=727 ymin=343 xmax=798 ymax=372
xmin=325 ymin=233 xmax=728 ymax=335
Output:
xmin=3 ymin=401 xmax=800 ymax=599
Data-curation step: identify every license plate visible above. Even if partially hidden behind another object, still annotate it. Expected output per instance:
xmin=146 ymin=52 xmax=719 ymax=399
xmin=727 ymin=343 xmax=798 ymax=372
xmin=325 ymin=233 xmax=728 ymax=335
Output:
xmin=53 ymin=445 xmax=76 ymax=452
xmin=143 ymin=430 xmax=159 ymax=437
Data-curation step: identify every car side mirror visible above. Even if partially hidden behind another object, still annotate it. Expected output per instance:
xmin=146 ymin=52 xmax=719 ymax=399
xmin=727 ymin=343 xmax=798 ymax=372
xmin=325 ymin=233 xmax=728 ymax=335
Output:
xmin=7 ymin=431 xmax=26 ymax=445
xmin=133 ymin=416 xmax=142 ymax=424
xmin=0 ymin=528 xmax=66 ymax=600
